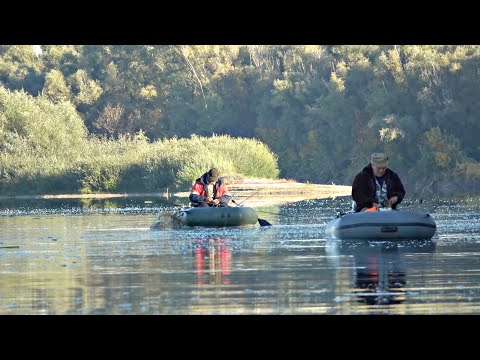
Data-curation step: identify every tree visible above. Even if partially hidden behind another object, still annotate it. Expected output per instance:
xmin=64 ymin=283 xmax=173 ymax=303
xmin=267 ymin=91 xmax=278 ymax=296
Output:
xmin=42 ymin=69 xmax=71 ymax=103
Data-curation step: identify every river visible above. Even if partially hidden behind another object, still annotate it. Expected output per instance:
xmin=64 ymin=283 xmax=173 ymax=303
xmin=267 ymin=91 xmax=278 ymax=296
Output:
xmin=1 ymin=195 xmax=479 ymax=314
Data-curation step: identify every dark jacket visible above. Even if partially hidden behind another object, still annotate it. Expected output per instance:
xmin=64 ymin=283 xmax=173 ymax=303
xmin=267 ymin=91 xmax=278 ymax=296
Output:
xmin=352 ymin=164 xmax=405 ymax=212
xmin=189 ymin=172 xmax=231 ymax=207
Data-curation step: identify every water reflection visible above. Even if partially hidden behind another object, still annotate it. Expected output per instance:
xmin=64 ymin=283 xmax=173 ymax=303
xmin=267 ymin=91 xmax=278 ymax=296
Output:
xmin=0 ymin=196 xmax=177 ymax=215
xmin=327 ymin=239 xmax=436 ymax=307
xmin=353 ymin=245 xmax=407 ymax=305
xmin=193 ymin=238 xmax=232 ymax=286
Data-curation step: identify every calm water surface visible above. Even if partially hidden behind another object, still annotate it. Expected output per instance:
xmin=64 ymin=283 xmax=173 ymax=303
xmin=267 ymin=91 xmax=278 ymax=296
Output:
xmin=1 ymin=196 xmax=480 ymax=315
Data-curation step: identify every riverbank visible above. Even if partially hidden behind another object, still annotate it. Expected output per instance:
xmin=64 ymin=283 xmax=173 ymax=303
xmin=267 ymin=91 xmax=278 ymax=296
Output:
xmin=0 ymin=178 xmax=352 ymax=208
xmin=175 ymin=178 xmax=351 ymax=207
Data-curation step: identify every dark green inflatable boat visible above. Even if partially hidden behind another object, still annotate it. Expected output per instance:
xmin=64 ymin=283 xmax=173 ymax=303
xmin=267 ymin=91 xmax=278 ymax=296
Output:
xmin=173 ymin=206 xmax=259 ymax=227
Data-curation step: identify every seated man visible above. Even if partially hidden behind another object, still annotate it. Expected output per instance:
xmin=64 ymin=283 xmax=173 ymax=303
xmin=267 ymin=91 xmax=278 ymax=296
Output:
xmin=189 ymin=168 xmax=231 ymax=207
xmin=352 ymin=153 xmax=405 ymax=212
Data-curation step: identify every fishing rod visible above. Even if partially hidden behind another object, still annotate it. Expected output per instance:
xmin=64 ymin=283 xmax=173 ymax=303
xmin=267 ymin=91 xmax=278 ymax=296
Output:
xmin=230 ymin=199 xmax=280 ymax=215
xmin=235 ymin=187 xmax=266 ymax=207
xmin=229 ymin=188 xmax=272 ymax=226
xmin=405 ymin=176 xmax=430 ymax=206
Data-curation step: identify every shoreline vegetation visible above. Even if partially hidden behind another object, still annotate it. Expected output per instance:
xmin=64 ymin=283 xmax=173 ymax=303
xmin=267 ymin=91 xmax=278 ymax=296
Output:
xmin=3 ymin=46 xmax=480 ymax=199
xmin=0 ymin=178 xmax=352 ymax=208
xmin=2 ymin=85 xmax=479 ymax=199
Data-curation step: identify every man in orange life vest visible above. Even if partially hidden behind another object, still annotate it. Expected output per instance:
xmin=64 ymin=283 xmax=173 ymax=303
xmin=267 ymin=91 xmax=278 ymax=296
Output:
xmin=352 ymin=153 xmax=405 ymax=212
xmin=189 ymin=168 xmax=231 ymax=207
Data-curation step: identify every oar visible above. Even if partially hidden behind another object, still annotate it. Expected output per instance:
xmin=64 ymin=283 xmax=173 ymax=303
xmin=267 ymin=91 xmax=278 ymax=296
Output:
xmin=231 ymin=199 xmax=272 ymax=227
xmin=257 ymin=218 xmax=272 ymax=227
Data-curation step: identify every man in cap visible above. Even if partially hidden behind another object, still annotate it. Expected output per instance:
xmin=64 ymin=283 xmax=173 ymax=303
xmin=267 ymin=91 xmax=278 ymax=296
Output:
xmin=189 ymin=168 xmax=231 ymax=207
xmin=351 ymin=153 xmax=405 ymax=212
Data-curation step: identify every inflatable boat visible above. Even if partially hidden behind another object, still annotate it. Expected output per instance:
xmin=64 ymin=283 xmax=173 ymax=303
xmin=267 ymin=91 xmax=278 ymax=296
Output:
xmin=173 ymin=206 xmax=259 ymax=227
xmin=325 ymin=209 xmax=436 ymax=240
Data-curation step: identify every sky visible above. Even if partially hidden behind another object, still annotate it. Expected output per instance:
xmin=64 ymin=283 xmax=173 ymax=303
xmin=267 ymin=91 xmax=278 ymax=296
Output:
xmin=33 ymin=45 xmax=42 ymax=56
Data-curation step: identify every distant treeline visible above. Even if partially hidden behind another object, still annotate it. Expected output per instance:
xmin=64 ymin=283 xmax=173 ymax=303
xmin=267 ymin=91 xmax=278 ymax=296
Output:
xmin=1 ymin=45 xmax=480 ymax=194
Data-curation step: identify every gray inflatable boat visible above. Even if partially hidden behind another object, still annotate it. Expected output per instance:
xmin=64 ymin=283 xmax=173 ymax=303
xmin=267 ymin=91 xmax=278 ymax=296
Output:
xmin=325 ymin=210 xmax=436 ymax=240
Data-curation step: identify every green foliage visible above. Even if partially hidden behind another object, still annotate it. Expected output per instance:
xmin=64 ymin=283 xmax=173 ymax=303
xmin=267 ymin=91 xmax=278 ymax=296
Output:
xmin=143 ymin=134 xmax=279 ymax=190
xmin=412 ymin=127 xmax=464 ymax=181
xmin=0 ymin=88 xmax=279 ymax=194
xmin=0 ymin=86 xmax=87 ymax=154
xmin=0 ymin=45 xmax=44 ymax=94
xmin=3 ymin=45 xmax=480 ymax=194
xmin=43 ymin=69 xmax=71 ymax=103
xmin=70 ymin=69 xmax=103 ymax=105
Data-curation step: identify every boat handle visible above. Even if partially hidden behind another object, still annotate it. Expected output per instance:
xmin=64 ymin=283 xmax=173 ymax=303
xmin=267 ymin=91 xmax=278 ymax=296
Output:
xmin=381 ymin=226 xmax=398 ymax=232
